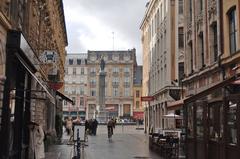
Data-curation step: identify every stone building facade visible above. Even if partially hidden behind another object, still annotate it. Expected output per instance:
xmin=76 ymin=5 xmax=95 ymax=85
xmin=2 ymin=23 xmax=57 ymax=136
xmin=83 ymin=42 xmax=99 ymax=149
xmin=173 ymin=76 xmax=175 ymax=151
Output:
xmin=63 ymin=54 xmax=88 ymax=120
xmin=183 ymin=0 xmax=240 ymax=158
xmin=87 ymin=49 xmax=137 ymax=120
xmin=0 ymin=0 xmax=68 ymax=158
xmin=140 ymin=0 xmax=185 ymax=133
xmin=133 ymin=66 xmax=143 ymax=120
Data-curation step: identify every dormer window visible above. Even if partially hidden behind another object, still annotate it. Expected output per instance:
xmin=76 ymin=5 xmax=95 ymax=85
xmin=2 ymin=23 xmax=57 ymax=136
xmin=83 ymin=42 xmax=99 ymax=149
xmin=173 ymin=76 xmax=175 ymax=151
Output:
xmin=69 ymin=59 xmax=73 ymax=65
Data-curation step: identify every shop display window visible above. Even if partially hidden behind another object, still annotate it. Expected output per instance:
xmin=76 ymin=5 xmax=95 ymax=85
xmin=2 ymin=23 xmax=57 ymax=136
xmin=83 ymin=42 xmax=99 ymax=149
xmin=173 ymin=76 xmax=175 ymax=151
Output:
xmin=196 ymin=105 xmax=204 ymax=138
xmin=187 ymin=104 xmax=194 ymax=137
xmin=227 ymin=100 xmax=237 ymax=145
xmin=209 ymin=103 xmax=222 ymax=141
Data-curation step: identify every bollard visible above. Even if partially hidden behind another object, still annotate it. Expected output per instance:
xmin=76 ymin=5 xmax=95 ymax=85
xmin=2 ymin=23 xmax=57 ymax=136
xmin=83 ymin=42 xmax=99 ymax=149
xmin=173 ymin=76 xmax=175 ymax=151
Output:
xmin=122 ymin=123 xmax=124 ymax=133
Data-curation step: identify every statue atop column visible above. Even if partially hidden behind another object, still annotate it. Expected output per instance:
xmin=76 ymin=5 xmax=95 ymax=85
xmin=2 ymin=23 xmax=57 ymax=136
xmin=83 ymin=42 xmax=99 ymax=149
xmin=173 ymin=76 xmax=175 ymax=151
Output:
xmin=100 ymin=56 xmax=105 ymax=72
xmin=97 ymin=55 xmax=106 ymax=123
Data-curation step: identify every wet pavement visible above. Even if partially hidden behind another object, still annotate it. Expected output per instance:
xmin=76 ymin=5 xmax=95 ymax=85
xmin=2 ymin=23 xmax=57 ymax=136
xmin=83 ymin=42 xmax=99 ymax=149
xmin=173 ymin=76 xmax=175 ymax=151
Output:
xmin=80 ymin=133 xmax=161 ymax=159
xmin=46 ymin=125 xmax=162 ymax=159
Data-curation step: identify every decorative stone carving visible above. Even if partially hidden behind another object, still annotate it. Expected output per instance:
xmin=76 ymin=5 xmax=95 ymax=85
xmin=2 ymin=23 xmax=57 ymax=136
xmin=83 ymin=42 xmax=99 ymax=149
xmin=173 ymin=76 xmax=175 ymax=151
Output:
xmin=208 ymin=0 xmax=217 ymax=23
xmin=196 ymin=11 xmax=204 ymax=33
xmin=187 ymin=19 xmax=192 ymax=42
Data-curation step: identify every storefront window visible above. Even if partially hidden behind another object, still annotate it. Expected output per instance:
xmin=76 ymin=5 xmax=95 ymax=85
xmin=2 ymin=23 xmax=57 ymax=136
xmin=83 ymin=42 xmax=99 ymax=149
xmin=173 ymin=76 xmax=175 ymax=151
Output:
xmin=196 ymin=105 xmax=204 ymax=138
xmin=209 ymin=103 xmax=222 ymax=141
xmin=187 ymin=104 xmax=194 ymax=137
xmin=227 ymin=100 xmax=237 ymax=145
xmin=220 ymin=105 xmax=223 ymax=139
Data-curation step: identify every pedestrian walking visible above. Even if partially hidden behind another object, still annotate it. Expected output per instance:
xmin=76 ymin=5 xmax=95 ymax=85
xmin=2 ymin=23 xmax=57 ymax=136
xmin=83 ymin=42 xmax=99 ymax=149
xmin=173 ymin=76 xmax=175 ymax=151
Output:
xmin=66 ymin=117 xmax=73 ymax=135
xmin=107 ymin=119 xmax=115 ymax=138
xmin=88 ymin=119 xmax=93 ymax=135
xmin=92 ymin=119 xmax=99 ymax=135
xmin=28 ymin=122 xmax=45 ymax=159
xmin=85 ymin=119 xmax=89 ymax=133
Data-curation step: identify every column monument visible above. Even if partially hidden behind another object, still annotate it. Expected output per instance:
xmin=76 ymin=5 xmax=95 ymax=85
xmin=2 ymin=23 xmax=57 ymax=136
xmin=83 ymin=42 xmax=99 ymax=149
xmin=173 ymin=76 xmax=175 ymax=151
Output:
xmin=96 ymin=56 xmax=107 ymax=123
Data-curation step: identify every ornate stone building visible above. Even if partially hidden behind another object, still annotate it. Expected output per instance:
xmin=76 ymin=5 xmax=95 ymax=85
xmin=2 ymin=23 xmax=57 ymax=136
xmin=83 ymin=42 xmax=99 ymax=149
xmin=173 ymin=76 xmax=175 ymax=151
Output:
xmin=140 ymin=0 xmax=185 ymax=133
xmin=64 ymin=54 xmax=88 ymax=120
xmin=183 ymin=0 xmax=240 ymax=158
xmin=87 ymin=49 xmax=137 ymax=120
xmin=0 ymin=0 xmax=69 ymax=158
xmin=133 ymin=66 xmax=143 ymax=120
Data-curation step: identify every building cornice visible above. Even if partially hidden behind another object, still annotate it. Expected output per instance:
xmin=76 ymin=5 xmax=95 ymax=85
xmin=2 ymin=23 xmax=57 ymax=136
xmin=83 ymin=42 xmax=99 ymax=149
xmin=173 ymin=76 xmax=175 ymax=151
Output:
xmin=58 ymin=0 xmax=68 ymax=46
xmin=183 ymin=63 xmax=220 ymax=84
xmin=140 ymin=0 xmax=157 ymax=30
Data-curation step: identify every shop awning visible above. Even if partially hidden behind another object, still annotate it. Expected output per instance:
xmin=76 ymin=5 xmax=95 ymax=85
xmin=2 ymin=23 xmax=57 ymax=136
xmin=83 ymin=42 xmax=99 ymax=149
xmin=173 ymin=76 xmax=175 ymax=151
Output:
xmin=16 ymin=53 xmax=55 ymax=104
xmin=7 ymin=31 xmax=55 ymax=104
xmin=56 ymin=91 xmax=73 ymax=104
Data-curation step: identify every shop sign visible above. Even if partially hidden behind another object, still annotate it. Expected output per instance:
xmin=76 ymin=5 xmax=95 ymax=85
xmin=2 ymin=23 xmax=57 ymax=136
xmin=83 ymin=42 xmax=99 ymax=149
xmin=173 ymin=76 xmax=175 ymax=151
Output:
xmin=141 ymin=96 xmax=154 ymax=101
xmin=39 ymin=50 xmax=59 ymax=64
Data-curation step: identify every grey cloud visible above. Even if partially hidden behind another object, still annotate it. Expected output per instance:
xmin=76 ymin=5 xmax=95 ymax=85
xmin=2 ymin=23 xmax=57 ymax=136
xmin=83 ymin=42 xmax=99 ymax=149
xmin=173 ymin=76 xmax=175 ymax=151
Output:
xmin=63 ymin=0 xmax=148 ymax=64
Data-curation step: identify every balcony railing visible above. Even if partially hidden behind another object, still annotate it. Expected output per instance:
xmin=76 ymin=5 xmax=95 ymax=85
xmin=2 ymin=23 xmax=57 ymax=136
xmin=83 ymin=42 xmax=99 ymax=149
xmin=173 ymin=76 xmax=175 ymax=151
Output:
xmin=90 ymin=72 xmax=96 ymax=76
xmin=124 ymin=72 xmax=130 ymax=76
xmin=90 ymin=83 xmax=96 ymax=88
xmin=112 ymin=72 xmax=119 ymax=76
xmin=112 ymin=82 xmax=119 ymax=86
xmin=124 ymin=82 xmax=130 ymax=87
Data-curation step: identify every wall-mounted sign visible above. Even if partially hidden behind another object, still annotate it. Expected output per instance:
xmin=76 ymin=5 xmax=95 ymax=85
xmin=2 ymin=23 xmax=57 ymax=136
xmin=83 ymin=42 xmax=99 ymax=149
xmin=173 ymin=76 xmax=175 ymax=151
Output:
xmin=48 ymin=81 xmax=63 ymax=91
xmin=141 ymin=96 xmax=154 ymax=102
xmin=39 ymin=50 xmax=59 ymax=64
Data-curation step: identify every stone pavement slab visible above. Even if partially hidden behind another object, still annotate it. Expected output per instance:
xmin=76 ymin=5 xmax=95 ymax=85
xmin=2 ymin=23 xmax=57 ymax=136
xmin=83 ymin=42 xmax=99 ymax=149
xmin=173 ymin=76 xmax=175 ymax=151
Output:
xmin=45 ymin=152 xmax=61 ymax=159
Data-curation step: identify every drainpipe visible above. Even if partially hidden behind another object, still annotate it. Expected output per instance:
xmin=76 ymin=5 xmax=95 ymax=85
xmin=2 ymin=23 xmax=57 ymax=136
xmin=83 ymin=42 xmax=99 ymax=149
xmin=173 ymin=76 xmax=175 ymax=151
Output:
xmin=217 ymin=0 xmax=225 ymax=80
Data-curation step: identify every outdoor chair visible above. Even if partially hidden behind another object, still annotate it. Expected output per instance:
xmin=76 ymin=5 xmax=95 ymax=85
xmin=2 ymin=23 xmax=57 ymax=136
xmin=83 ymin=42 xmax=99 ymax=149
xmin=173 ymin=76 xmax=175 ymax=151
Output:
xmin=162 ymin=136 xmax=179 ymax=159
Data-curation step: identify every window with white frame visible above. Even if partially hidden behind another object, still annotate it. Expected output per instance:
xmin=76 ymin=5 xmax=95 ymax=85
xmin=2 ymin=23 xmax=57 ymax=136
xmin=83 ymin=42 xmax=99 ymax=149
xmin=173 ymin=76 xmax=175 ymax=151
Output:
xmin=80 ymin=77 xmax=84 ymax=83
xmin=112 ymin=67 xmax=119 ymax=73
xmin=90 ymin=67 xmax=96 ymax=74
xmin=179 ymin=0 xmax=183 ymax=14
xmin=90 ymin=89 xmax=96 ymax=96
xmin=113 ymin=87 xmax=118 ymax=97
xmin=124 ymin=77 xmax=130 ymax=83
xmin=80 ymin=97 xmax=84 ymax=106
xmin=124 ymin=88 xmax=130 ymax=96
xmin=124 ymin=67 xmax=130 ymax=73
xmin=112 ymin=77 xmax=119 ymax=85
xmin=73 ymin=67 xmax=76 ymax=75
xmin=90 ymin=79 xmax=96 ymax=86
xmin=80 ymin=87 xmax=84 ymax=95
xmin=81 ymin=68 xmax=84 ymax=75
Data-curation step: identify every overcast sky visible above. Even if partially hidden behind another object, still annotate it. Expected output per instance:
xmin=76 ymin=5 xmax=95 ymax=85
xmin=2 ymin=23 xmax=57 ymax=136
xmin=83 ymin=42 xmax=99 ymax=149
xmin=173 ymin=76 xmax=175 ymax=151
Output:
xmin=62 ymin=0 xmax=148 ymax=65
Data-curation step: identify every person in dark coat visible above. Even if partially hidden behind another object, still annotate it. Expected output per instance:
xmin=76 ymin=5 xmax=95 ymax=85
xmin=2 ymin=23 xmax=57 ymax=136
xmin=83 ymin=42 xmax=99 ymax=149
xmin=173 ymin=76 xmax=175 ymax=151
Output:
xmin=85 ymin=120 xmax=90 ymax=134
xmin=92 ymin=119 xmax=99 ymax=136
xmin=88 ymin=119 xmax=93 ymax=135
